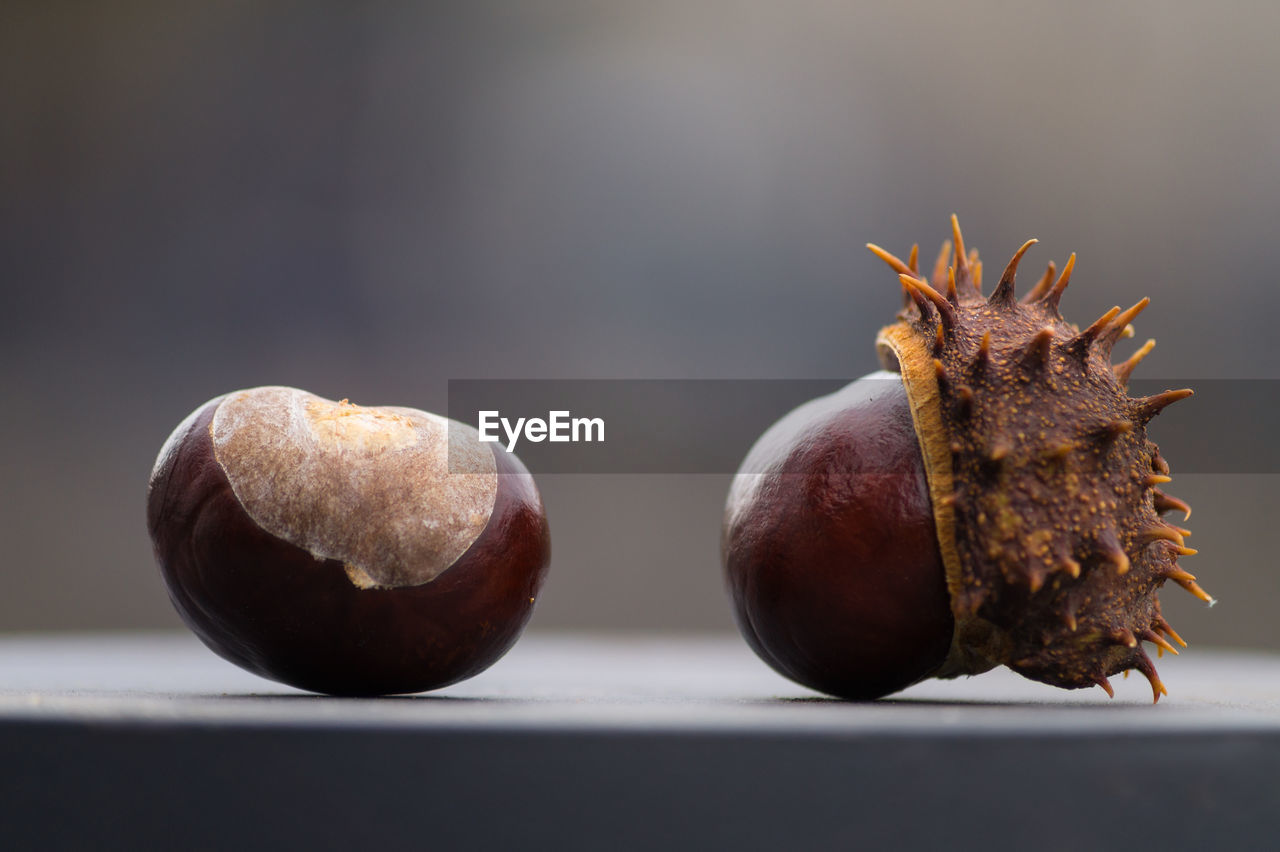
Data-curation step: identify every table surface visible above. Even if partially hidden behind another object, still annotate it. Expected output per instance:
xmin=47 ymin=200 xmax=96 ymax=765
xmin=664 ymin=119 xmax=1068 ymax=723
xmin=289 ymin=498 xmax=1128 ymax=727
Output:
xmin=4 ymin=633 xmax=1279 ymax=851
xmin=2 ymin=631 xmax=1278 ymax=729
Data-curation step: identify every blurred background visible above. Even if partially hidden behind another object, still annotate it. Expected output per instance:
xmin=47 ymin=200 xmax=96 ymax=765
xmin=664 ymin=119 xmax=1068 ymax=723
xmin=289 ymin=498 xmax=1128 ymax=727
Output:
xmin=2 ymin=1 xmax=1276 ymax=649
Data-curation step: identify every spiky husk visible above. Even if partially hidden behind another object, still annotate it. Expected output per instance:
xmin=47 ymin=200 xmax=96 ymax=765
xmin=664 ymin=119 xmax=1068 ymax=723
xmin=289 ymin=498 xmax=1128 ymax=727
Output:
xmin=869 ymin=217 xmax=1206 ymax=702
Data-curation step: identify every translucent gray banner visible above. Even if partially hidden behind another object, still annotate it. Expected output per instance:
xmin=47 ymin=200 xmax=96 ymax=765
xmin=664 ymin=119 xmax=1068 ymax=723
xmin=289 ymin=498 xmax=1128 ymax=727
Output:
xmin=447 ymin=378 xmax=1257 ymax=474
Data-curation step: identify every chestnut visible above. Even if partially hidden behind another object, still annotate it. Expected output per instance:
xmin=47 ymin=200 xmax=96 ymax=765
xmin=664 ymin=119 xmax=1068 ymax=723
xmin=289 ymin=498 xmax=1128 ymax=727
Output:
xmin=723 ymin=375 xmax=954 ymax=700
xmin=723 ymin=218 xmax=1207 ymax=702
xmin=147 ymin=386 xmax=550 ymax=696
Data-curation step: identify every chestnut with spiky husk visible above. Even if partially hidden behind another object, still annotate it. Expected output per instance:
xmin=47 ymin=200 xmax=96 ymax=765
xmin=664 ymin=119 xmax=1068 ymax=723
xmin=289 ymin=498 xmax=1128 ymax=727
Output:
xmin=723 ymin=217 xmax=1208 ymax=702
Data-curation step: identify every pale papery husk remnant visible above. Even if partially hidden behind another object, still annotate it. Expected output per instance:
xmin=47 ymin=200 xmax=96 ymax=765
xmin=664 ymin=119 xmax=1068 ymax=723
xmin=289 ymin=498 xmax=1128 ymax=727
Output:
xmin=205 ymin=386 xmax=499 ymax=588
xmin=868 ymin=217 xmax=1207 ymax=702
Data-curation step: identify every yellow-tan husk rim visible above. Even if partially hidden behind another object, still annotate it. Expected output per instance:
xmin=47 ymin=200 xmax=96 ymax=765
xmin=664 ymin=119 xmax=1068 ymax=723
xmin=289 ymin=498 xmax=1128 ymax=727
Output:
xmin=876 ymin=321 xmax=1004 ymax=679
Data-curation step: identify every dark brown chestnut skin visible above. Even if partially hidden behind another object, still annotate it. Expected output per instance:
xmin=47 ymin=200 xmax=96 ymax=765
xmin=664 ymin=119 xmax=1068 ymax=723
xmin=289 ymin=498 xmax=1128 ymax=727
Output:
xmin=147 ymin=388 xmax=550 ymax=696
xmin=721 ymin=374 xmax=953 ymax=700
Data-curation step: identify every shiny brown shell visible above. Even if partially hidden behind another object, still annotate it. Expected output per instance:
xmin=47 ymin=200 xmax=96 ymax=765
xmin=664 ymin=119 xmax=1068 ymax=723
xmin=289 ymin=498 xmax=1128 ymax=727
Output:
xmin=147 ymin=389 xmax=551 ymax=696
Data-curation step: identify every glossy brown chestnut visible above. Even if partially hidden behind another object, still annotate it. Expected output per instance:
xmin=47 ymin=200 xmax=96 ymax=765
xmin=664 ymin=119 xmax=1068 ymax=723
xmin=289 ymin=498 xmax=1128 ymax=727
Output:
xmin=722 ymin=375 xmax=953 ymax=700
xmin=724 ymin=218 xmax=1206 ymax=703
xmin=147 ymin=386 xmax=550 ymax=696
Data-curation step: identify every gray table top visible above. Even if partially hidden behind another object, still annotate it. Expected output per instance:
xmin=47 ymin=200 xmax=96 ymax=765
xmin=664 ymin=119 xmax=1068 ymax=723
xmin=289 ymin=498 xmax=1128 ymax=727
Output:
xmin=2 ymin=631 xmax=1278 ymax=732
xmin=4 ymin=633 xmax=1279 ymax=851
